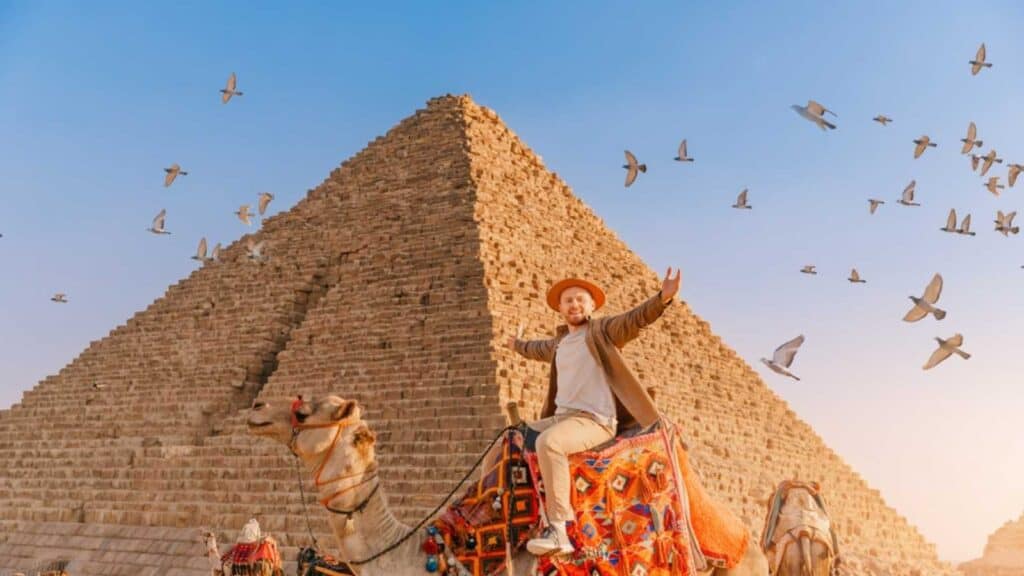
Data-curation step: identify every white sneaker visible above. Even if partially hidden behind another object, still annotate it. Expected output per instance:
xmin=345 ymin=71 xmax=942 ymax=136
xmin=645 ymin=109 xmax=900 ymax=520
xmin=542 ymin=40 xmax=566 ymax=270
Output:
xmin=526 ymin=522 xmax=574 ymax=556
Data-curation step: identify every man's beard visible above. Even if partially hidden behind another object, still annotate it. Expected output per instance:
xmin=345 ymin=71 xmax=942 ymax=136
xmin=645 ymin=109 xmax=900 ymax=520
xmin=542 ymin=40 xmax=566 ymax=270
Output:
xmin=567 ymin=315 xmax=589 ymax=327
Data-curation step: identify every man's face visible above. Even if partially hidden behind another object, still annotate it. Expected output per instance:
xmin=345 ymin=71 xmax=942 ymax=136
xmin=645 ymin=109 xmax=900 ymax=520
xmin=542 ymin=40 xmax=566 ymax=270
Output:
xmin=559 ymin=286 xmax=595 ymax=326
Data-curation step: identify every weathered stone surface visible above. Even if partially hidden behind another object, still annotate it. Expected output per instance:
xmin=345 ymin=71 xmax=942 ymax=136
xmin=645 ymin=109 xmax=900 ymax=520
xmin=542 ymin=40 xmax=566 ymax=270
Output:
xmin=960 ymin=512 xmax=1024 ymax=576
xmin=0 ymin=95 xmax=955 ymax=575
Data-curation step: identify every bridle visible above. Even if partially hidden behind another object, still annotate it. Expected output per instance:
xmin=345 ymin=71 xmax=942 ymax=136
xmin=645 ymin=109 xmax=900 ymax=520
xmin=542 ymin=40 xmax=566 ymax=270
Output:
xmin=284 ymin=396 xmax=517 ymax=570
xmin=288 ymin=397 xmax=380 ymax=520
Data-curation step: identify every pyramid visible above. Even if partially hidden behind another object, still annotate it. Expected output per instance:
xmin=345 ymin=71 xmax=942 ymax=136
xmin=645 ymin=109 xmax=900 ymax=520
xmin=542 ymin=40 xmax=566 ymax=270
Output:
xmin=0 ymin=95 xmax=955 ymax=575
xmin=960 ymin=512 xmax=1024 ymax=575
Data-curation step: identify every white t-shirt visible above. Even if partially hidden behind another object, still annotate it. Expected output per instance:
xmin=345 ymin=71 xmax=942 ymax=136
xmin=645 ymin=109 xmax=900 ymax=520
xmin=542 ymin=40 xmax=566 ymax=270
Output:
xmin=554 ymin=328 xmax=617 ymax=426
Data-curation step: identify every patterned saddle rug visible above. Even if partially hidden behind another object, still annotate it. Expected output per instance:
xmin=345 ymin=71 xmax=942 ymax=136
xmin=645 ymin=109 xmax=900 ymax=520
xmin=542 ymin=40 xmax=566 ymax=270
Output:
xmin=425 ymin=422 xmax=749 ymax=576
xmin=220 ymin=537 xmax=285 ymax=576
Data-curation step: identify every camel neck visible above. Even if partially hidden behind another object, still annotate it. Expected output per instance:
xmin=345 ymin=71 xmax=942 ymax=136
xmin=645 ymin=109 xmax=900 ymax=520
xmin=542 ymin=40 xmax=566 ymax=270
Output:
xmin=324 ymin=479 xmax=420 ymax=575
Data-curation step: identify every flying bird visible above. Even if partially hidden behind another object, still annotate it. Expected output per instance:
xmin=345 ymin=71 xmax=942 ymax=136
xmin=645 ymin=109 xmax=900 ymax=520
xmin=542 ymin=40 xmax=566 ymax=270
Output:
xmin=868 ymin=199 xmax=885 ymax=214
xmin=913 ymin=136 xmax=937 ymax=159
xmin=759 ymin=335 xmax=805 ymax=381
xmin=246 ymin=237 xmax=266 ymax=261
xmin=258 ymin=192 xmax=275 ymax=216
xmin=872 ymin=115 xmax=892 ymax=126
xmin=622 ymin=150 xmax=646 ymax=187
xmin=979 ymin=149 xmax=1003 ymax=177
xmin=50 ymin=292 xmax=68 ymax=303
xmin=210 ymin=243 xmax=222 ymax=262
xmin=791 ymin=100 xmax=837 ymax=130
xmin=192 ymin=237 xmax=208 ymax=261
xmin=732 ymin=188 xmax=752 ymax=209
xmin=903 ymin=273 xmax=946 ymax=322
xmin=994 ymin=210 xmax=1019 ymax=236
xmin=940 ymin=209 xmax=958 ymax=233
xmin=923 ymin=334 xmax=970 ymax=370
xmin=147 ymin=209 xmax=171 ymax=235
xmin=848 ymin=268 xmax=866 ymax=283
xmin=1008 ymin=163 xmax=1023 ymax=187
xmin=163 ymin=163 xmax=188 ymax=187
xmin=800 ymin=265 xmax=817 ymax=275
xmin=220 ymin=72 xmax=243 ymax=104
xmin=673 ymin=139 xmax=694 ymax=162
xmin=970 ymin=154 xmax=982 ymax=172
xmin=970 ymin=43 xmax=992 ymax=75
xmin=898 ymin=180 xmax=920 ymax=206
xmin=960 ymin=122 xmax=982 ymax=154
xmin=956 ymin=213 xmax=976 ymax=236
xmin=236 ymin=205 xmax=253 ymax=226
xmin=985 ymin=177 xmax=1005 ymax=197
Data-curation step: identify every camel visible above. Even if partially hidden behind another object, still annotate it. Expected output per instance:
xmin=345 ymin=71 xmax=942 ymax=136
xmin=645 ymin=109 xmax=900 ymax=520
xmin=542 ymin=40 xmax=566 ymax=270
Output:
xmin=762 ymin=481 xmax=837 ymax=576
xmin=247 ymin=395 xmax=768 ymax=576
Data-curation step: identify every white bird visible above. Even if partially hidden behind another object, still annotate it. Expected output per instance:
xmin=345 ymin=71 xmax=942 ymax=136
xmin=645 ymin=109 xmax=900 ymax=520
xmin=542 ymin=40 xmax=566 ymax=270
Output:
xmin=969 ymin=43 xmax=992 ymax=76
xmin=979 ymin=149 xmax=1003 ymax=177
xmin=903 ymin=273 xmax=946 ymax=322
xmin=848 ymin=268 xmax=866 ymax=283
xmin=759 ymin=335 xmax=805 ymax=381
xmin=192 ymin=237 xmax=208 ymax=261
xmin=923 ymin=334 xmax=970 ymax=370
xmin=800 ymin=265 xmax=817 ymax=275
xmin=985 ymin=177 xmax=1005 ymax=197
xmin=898 ymin=180 xmax=920 ymax=206
xmin=163 ymin=163 xmax=188 ymax=187
xmin=220 ymin=72 xmax=243 ymax=104
xmin=913 ymin=136 xmax=937 ymax=159
xmin=236 ymin=205 xmax=253 ymax=226
xmin=246 ymin=237 xmax=266 ymax=261
xmin=622 ymin=150 xmax=646 ymax=187
xmin=960 ymin=122 xmax=982 ymax=154
xmin=994 ymin=210 xmax=1019 ymax=236
xmin=50 ymin=292 xmax=68 ymax=303
xmin=791 ymin=100 xmax=837 ymax=131
xmin=732 ymin=188 xmax=752 ymax=209
xmin=147 ymin=209 xmax=171 ymax=235
xmin=210 ymin=243 xmax=222 ymax=262
xmin=673 ymin=139 xmax=694 ymax=163
xmin=258 ymin=192 xmax=275 ymax=216
xmin=868 ymin=199 xmax=885 ymax=214
xmin=940 ymin=209 xmax=958 ymax=233
xmin=956 ymin=213 xmax=976 ymax=236
xmin=873 ymin=115 xmax=892 ymax=126
xmin=1008 ymin=163 xmax=1023 ymax=188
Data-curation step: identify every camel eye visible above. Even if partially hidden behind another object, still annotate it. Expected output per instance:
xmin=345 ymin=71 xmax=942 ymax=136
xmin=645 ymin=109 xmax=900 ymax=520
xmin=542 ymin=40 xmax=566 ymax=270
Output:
xmin=252 ymin=401 xmax=266 ymax=410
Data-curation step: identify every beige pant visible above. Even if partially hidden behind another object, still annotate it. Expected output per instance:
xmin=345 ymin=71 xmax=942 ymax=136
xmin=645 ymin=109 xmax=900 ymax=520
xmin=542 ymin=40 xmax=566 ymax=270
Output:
xmin=529 ymin=410 xmax=615 ymax=523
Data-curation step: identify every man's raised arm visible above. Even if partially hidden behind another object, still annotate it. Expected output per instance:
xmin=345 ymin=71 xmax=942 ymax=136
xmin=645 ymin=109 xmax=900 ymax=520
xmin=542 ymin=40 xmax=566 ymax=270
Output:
xmin=601 ymin=267 xmax=681 ymax=348
xmin=508 ymin=336 xmax=558 ymax=363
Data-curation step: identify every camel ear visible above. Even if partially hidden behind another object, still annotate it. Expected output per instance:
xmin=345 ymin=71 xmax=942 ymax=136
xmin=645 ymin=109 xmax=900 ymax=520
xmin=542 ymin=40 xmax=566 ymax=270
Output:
xmin=353 ymin=425 xmax=376 ymax=448
xmin=332 ymin=400 xmax=360 ymax=421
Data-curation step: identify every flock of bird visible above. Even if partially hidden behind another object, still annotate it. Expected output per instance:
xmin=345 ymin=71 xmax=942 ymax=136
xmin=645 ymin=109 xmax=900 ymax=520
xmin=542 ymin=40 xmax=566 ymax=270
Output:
xmin=622 ymin=43 xmax=1005 ymax=376
xmin=48 ymin=73 xmax=274 ymax=305
xmin=31 ymin=45 xmax=1010 ymax=375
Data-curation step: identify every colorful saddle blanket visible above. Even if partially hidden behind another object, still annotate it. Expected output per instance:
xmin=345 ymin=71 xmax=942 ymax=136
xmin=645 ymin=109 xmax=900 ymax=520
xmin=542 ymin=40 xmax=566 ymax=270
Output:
xmin=426 ymin=423 xmax=750 ymax=576
xmin=220 ymin=537 xmax=284 ymax=576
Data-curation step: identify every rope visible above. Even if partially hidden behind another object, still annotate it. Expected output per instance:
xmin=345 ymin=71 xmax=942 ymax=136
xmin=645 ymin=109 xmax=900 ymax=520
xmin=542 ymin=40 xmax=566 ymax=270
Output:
xmin=348 ymin=424 xmax=518 ymax=566
xmin=292 ymin=424 xmax=519 ymax=568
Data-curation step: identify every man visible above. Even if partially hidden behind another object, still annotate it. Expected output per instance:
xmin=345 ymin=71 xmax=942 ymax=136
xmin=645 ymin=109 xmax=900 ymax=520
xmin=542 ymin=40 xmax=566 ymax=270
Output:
xmin=506 ymin=267 xmax=682 ymax=556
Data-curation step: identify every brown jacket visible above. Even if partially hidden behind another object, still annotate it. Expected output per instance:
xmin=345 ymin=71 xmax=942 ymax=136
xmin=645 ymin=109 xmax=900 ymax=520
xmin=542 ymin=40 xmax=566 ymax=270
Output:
xmin=513 ymin=290 xmax=672 ymax=432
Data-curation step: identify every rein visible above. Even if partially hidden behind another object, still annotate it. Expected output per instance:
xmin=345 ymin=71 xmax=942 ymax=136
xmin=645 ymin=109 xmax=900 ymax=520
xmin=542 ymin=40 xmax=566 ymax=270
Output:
xmin=286 ymin=396 xmax=516 ymax=569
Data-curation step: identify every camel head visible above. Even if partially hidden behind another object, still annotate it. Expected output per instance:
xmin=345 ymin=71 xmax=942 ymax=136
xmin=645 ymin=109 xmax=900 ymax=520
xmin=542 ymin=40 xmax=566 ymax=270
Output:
xmin=247 ymin=395 xmax=379 ymax=512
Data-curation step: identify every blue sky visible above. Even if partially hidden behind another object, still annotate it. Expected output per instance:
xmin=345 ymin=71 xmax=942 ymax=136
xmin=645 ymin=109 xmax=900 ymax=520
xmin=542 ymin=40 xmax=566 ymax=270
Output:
xmin=1 ymin=0 xmax=1022 ymax=563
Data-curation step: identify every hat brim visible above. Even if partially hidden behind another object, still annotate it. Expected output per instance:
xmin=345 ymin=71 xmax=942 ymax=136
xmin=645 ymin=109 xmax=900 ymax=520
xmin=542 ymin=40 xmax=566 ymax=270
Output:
xmin=546 ymin=278 xmax=606 ymax=311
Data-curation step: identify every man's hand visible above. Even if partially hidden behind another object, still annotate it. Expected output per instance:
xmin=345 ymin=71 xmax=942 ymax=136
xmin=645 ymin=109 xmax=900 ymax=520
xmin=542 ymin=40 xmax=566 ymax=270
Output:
xmin=661 ymin=266 xmax=682 ymax=303
xmin=505 ymin=323 xmax=526 ymax=350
